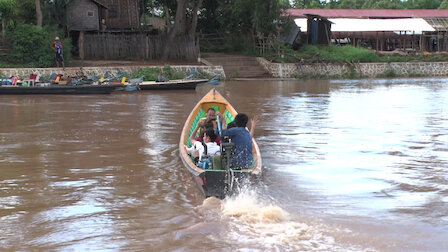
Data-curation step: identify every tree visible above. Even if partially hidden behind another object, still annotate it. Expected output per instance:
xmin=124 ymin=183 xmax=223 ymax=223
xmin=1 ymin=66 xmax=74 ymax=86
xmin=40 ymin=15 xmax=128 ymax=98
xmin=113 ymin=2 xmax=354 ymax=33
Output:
xmin=36 ymin=0 xmax=42 ymax=26
xmin=0 ymin=0 xmax=16 ymax=41
xmin=440 ymin=0 xmax=448 ymax=9
xmin=161 ymin=0 xmax=204 ymax=60
xmin=336 ymin=0 xmax=367 ymax=9
xmin=293 ymin=0 xmax=325 ymax=8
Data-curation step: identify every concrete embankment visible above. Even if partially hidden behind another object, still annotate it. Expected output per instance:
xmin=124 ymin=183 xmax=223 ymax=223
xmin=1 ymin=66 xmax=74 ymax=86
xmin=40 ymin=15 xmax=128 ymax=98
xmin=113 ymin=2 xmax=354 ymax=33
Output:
xmin=257 ymin=58 xmax=448 ymax=79
xmin=0 ymin=65 xmax=226 ymax=80
xmin=3 ymin=59 xmax=448 ymax=80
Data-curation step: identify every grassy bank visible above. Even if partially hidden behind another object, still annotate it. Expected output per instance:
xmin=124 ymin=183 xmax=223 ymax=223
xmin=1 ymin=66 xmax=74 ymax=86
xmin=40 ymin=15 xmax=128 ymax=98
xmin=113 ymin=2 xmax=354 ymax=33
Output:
xmin=263 ymin=44 xmax=448 ymax=64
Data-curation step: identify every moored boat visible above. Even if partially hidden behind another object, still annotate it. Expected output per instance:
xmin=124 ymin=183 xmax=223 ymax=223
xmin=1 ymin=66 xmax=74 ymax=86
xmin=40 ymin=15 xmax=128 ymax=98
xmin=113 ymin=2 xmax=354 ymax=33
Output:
xmin=138 ymin=78 xmax=209 ymax=90
xmin=0 ymin=84 xmax=116 ymax=95
xmin=179 ymin=89 xmax=262 ymax=199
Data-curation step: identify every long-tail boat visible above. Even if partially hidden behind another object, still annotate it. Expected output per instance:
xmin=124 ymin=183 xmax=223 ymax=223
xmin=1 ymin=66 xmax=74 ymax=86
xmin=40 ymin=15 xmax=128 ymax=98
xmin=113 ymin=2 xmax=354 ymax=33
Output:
xmin=179 ymin=89 xmax=262 ymax=198
xmin=0 ymin=84 xmax=116 ymax=95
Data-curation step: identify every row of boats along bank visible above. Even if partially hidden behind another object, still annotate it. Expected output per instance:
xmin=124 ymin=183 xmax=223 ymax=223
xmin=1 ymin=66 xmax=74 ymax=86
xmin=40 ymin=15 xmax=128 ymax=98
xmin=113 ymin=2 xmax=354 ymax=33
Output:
xmin=0 ymin=73 xmax=217 ymax=94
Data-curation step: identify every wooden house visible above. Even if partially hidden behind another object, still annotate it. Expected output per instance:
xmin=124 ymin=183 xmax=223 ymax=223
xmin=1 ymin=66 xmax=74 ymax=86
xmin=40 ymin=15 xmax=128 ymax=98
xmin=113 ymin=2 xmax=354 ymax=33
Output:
xmin=67 ymin=0 xmax=107 ymax=32
xmin=99 ymin=0 xmax=140 ymax=30
xmin=67 ymin=0 xmax=140 ymax=32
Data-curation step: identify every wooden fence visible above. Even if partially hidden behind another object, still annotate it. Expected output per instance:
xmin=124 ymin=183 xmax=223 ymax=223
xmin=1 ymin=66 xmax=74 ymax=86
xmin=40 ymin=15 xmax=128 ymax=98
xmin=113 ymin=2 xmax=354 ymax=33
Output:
xmin=81 ymin=32 xmax=199 ymax=60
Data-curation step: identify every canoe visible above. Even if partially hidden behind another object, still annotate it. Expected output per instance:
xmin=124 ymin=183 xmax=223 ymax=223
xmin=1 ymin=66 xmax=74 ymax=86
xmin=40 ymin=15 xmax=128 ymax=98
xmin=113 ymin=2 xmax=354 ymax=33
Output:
xmin=0 ymin=84 xmax=116 ymax=95
xmin=179 ymin=89 xmax=262 ymax=199
xmin=138 ymin=79 xmax=209 ymax=90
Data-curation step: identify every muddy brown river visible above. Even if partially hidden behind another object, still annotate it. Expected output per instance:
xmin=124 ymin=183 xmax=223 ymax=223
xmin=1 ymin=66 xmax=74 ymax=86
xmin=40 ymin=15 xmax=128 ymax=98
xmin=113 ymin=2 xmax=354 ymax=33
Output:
xmin=1 ymin=79 xmax=447 ymax=251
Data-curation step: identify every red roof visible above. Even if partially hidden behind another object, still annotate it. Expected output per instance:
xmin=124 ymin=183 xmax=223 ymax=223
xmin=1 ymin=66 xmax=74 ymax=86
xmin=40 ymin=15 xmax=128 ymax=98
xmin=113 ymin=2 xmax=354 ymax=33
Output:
xmin=286 ymin=9 xmax=448 ymax=18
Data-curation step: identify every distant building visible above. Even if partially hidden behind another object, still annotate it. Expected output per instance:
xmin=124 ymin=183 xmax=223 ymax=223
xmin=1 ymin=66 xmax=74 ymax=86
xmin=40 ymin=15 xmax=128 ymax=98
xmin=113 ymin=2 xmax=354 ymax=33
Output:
xmin=67 ymin=0 xmax=107 ymax=32
xmin=287 ymin=9 xmax=448 ymax=52
xmin=67 ymin=0 xmax=140 ymax=32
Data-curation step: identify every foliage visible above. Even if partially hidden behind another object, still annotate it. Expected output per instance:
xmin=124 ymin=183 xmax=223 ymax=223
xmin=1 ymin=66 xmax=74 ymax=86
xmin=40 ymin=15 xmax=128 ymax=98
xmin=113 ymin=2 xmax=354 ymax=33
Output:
xmin=0 ymin=0 xmax=16 ymax=17
xmin=14 ymin=0 xmax=35 ymax=24
xmin=294 ymin=45 xmax=380 ymax=63
xmin=440 ymin=0 xmax=448 ymax=9
xmin=131 ymin=67 xmax=161 ymax=80
xmin=163 ymin=65 xmax=186 ymax=79
xmin=6 ymin=23 xmax=71 ymax=67
xmin=198 ymin=0 xmax=291 ymax=37
xmin=292 ymin=0 xmax=324 ymax=8
xmin=131 ymin=65 xmax=186 ymax=80
xmin=379 ymin=68 xmax=397 ymax=78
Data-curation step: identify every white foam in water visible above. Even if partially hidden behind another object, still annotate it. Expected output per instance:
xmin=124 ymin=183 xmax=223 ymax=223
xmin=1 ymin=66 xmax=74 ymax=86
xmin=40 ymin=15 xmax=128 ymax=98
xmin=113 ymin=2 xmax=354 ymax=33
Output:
xmin=215 ymin=188 xmax=376 ymax=252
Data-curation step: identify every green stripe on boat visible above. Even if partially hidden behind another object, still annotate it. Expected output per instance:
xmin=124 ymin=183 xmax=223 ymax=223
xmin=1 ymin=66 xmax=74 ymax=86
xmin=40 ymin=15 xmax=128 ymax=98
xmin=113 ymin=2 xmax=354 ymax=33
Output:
xmin=223 ymin=109 xmax=234 ymax=124
xmin=187 ymin=108 xmax=206 ymax=147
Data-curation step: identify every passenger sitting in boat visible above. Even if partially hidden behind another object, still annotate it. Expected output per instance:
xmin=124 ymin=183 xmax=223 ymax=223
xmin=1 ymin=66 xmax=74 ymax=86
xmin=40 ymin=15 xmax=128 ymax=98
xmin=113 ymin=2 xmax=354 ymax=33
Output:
xmin=186 ymin=128 xmax=221 ymax=168
xmin=198 ymin=107 xmax=217 ymax=129
xmin=221 ymin=113 xmax=254 ymax=169
xmin=193 ymin=118 xmax=221 ymax=145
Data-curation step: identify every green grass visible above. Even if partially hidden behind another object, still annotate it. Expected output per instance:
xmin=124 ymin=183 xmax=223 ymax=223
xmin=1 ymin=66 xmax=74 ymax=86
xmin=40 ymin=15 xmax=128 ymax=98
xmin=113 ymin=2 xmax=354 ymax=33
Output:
xmin=268 ymin=44 xmax=448 ymax=64
xmin=277 ymin=45 xmax=380 ymax=63
xmin=130 ymin=65 xmax=187 ymax=81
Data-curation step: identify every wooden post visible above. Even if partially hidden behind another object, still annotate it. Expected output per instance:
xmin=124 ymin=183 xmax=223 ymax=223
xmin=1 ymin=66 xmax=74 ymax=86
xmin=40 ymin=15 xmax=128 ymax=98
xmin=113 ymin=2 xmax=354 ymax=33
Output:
xmin=376 ymin=31 xmax=379 ymax=51
xmin=146 ymin=33 xmax=150 ymax=59
xmin=412 ymin=31 xmax=415 ymax=52
xmin=443 ymin=32 xmax=446 ymax=51
xmin=404 ymin=31 xmax=406 ymax=51
xmin=79 ymin=31 xmax=84 ymax=60
xmin=421 ymin=33 xmax=424 ymax=52
xmin=103 ymin=31 xmax=107 ymax=60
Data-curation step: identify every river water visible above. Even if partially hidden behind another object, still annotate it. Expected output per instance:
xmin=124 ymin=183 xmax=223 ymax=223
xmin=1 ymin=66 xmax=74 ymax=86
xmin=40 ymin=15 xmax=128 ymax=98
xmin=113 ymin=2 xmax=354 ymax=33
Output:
xmin=0 ymin=79 xmax=447 ymax=251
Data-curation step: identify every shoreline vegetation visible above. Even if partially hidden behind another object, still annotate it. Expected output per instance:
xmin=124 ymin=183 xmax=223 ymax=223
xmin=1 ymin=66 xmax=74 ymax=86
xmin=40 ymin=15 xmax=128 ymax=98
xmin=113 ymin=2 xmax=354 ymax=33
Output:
xmin=1 ymin=44 xmax=447 ymax=80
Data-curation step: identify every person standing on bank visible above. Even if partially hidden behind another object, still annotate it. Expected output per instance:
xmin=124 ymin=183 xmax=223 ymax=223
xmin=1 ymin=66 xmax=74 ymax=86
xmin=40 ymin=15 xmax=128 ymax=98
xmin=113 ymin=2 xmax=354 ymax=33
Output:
xmin=51 ymin=37 xmax=65 ymax=70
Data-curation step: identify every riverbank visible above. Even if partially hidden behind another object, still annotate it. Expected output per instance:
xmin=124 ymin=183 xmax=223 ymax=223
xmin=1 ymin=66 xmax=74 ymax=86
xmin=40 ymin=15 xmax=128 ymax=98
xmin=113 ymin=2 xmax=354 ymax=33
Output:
xmin=0 ymin=63 xmax=226 ymax=81
xmin=258 ymin=58 xmax=448 ymax=79
xmin=2 ymin=58 xmax=448 ymax=80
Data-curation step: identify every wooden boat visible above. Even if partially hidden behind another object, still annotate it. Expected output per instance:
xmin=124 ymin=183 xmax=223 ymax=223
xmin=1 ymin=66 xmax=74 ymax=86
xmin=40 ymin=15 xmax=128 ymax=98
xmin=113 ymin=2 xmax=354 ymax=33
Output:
xmin=138 ymin=78 xmax=209 ymax=90
xmin=179 ymin=89 xmax=262 ymax=199
xmin=0 ymin=84 xmax=116 ymax=95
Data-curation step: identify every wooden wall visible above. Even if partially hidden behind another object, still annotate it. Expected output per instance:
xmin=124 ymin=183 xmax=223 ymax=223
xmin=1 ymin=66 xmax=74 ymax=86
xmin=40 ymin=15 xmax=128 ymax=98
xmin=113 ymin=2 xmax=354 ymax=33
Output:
xmin=67 ymin=0 xmax=100 ymax=31
xmin=101 ymin=0 xmax=140 ymax=30
xmin=81 ymin=32 xmax=199 ymax=60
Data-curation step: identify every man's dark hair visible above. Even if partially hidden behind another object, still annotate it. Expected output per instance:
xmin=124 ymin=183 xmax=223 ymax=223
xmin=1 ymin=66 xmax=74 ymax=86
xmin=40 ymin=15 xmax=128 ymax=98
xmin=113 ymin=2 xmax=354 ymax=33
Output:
xmin=234 ymin=113 xmax=248 ymax=127
xmin=227 ymin=121 xmax=237 ymax=129
xmin=207 ymin=108 xmax=216 ymax=113
xmin=204 ymin=128 xmax=217 ymax=142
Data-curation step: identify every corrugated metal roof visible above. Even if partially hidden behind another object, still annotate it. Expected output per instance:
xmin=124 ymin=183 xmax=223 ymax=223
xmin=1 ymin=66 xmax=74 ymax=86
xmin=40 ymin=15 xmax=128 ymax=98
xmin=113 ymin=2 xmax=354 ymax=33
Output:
xmin=295 ymin=18 xmax=435 ymax=32
xmin=287 ymin=9 xmax=448 ymax=18
xmin=91 ymin=0 xmax=108 ymax=9
xmin=425 ymin=18 xmax=448 ymax=31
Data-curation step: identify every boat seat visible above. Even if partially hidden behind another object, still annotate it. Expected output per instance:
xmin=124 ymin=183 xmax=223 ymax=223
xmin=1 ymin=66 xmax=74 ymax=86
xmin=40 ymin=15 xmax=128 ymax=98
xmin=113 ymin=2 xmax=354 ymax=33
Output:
xmin=21 ymin=73 xmax=40 ymax=87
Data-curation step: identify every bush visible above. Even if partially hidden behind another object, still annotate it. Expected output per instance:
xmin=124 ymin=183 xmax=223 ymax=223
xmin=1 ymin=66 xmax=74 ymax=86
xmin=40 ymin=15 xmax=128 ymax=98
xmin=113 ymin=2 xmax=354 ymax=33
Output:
xmin=297 ymin=45 xmax=380 ymax=63
xmin=163 ymin=65 xmax=185 ymax=79
xmin=131 ymin=67 xmax=161 ymax=80
xmin=131 ymin=66 xmax=186 ymax=81
xmin=5 ymin=23 xmax=71 ymax=67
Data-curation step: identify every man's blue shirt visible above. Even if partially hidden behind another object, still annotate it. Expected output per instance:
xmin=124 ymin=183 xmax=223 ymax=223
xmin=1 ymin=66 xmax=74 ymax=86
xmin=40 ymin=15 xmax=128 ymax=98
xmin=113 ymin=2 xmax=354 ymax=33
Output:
xmin=221 ymin=127 xmax=253 ymax=168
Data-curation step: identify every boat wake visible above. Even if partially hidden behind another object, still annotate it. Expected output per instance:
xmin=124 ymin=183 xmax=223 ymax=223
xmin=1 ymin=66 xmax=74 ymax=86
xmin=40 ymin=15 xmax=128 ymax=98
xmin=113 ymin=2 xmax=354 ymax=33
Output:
xmin=189 ymin=187 xmax=377 ymax=252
